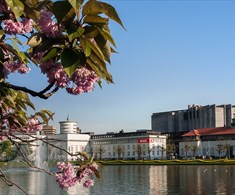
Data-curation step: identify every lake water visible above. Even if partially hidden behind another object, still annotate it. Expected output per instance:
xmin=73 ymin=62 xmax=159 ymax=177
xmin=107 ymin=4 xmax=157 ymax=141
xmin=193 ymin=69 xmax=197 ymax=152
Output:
xmin=1 ymin=165 xmax=235 ymax=195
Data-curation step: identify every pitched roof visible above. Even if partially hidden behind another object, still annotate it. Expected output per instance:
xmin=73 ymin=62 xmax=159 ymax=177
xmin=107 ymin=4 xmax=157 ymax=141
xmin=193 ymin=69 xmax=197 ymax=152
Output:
xmin=182 ymin=127 xmax=235 ymax=137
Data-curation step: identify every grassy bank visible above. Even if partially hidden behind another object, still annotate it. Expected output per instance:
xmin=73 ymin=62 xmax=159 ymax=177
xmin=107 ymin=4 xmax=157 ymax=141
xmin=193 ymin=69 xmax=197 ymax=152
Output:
xmin=96 ymin=159 xmax=235 ymax=165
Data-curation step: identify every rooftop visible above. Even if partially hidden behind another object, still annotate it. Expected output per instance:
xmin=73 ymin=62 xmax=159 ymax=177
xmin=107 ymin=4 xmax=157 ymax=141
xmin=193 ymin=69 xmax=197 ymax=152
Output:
xmin=182 ymin=127 xmax=235 ymax=137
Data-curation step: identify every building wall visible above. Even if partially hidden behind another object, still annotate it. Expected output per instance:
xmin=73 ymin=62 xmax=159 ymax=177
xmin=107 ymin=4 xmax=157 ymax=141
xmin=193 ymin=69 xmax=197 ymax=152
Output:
xmin=179 ymin=139 xmax=235 ymax=158
xmin=47 ymin=134 xmax=90 ymax=161
xmin=91 ymin=135 xmax=167 ymax=160
xmin=152 ymin=104 xmax=235 ymax=133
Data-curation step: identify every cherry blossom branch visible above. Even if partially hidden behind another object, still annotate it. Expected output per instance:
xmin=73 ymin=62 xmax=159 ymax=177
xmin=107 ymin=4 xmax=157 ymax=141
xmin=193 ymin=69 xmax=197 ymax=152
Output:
xmin=0 ymin=82 xmax=59 ymax=99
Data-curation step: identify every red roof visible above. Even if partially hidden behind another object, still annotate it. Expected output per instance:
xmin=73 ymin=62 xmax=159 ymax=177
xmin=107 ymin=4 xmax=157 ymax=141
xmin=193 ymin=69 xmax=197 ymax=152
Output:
xmin=182 ymin=127 xmax=235 ymax=137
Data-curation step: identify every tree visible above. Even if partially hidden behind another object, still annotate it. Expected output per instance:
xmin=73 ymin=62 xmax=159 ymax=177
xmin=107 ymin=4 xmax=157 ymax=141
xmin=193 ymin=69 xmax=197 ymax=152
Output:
xmin=96 ymin=145 xmax=105 ymax=160
xmin=0 ymin=0 xmax=123 ymax=192
xmin=117 ymin=145 xmax=124 ymax=160
xmin=224 ymin=143 xmax=231 ymax=159
xmin=217 ymin=144 xmax=224 ymax=159
xmin=0 ymin=140 xmax=16 ymax=161
xmin=190 ymin=145 xmax=198 ymax=158
xmin=137 ymin=145 xmax=142 ymax=160
xmin=166 ymin=143 xmax=177 ymax=159
xmin=184 ymin=144 xmax=190 ymax=159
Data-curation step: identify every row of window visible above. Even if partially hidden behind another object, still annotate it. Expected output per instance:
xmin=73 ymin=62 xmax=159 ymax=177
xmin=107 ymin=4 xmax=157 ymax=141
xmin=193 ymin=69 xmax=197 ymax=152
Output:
xmin=95 ymin=150 xmax=163 ymax=157
xmin=92 ymin=138 xmax=165 ymax=145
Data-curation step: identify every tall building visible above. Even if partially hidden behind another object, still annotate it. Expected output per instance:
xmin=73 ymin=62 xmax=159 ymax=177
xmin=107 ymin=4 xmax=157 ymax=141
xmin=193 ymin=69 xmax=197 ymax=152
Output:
xmin=152 ymin=104 xmax=235 ymax=134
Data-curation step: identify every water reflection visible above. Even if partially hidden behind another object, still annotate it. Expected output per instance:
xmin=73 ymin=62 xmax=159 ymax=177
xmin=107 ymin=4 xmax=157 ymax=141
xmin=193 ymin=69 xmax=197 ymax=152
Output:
xmin=0 ymin=165 xmax=235 ymax=194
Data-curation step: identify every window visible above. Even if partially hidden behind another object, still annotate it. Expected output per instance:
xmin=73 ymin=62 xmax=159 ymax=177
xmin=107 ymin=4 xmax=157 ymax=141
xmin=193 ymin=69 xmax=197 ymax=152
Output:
xmin=133 ymin=151 xmax=135 ymax=156
xmin=113 ymin=152 xmax=116 ymax=156
xmin=152 ymin=151 xmax=155 ymax=155
xmin=127 ymin=145 xmax=130 ymax=150
xmin=127 ymin=151 xmax=130 ymax=156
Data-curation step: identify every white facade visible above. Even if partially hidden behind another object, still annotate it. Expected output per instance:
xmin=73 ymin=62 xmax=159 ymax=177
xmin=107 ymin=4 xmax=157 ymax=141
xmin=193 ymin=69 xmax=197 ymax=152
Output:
xmin=47 ymin=133 xmax=90 ymax=161
xmin=91 ymin=131 xmax=167 ymax=160
xmin=179 ymin=139 xmax=235 ymax=158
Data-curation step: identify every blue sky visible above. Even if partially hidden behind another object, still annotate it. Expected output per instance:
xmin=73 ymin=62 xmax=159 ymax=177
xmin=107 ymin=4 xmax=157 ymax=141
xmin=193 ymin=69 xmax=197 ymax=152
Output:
xmin=9 ymin=0 xmax=235 ymax=134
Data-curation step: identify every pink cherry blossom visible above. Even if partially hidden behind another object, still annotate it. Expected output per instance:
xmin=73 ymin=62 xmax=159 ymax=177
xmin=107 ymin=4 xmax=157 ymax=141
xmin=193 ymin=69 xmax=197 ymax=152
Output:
xmin=55 ymin=162 xmax=78 ymax=190
xmin=4 ymin=19 xmax=33 ymax=35
xmin=40 ymin=60 xmax=69 ymax=88
xmin=83 ymin=179 xmax=94 ymax=188
xmin=66 ymin=67 xmax=99 ymax=95
xmin=38 ymin=9 xmax=60 ymax=37
xmin=3 ymin=60 xmax=30 ymax=77
xmin=26 ymin=117 xmax=43 ymax=132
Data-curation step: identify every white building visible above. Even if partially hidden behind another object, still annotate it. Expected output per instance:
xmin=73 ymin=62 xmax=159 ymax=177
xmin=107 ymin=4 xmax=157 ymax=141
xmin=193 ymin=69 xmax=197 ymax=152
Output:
xmin=91 ymin=130 xmax=167 ymax=160
xmin=179 ymin=127 xmax=235 ymax=158
xmin=47 ymin=120 xmax=90 ymax=161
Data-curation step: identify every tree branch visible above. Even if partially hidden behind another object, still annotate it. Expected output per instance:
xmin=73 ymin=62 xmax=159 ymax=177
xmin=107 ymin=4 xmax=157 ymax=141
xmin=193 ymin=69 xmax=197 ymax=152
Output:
xmin=0 ymin=82 xmax=59 ymax=99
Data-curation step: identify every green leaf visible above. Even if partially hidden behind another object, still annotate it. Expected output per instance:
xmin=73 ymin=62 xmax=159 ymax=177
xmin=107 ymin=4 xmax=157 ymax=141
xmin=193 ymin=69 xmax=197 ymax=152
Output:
xmin=83 ymin=15 xmax=109 ymax=25
xmin=87 ymin=39 xmax=105 ymax=61
xmin=67 ymin=27 xmax=85 ymax=42
xmin=61 ymin=48 xmax=85 ymax=78
xmin=95 ymin=34 xmax=111 ymax=63
xmin=80 ymin=38 xmax=91 ymax=57
xmin=42 ymin=48 xmax=58 ymax=62
xmin=87 ymin=55 xmax=113 ymax=83
xmin=52 ymin=0 xmax=75 ymax=24
xmin=82 ymin=0 xmax=125 ymax=29
xmin=97 ymin=26 xmax=116 ymax=48
xmin=34 ymin=109 xmax=53 ymax=122
xmin=68 ymin=0 xmax=84 ymax=12
xmin=83 ymin=26 xmax=98 ymax=38
xmin=6 ymin=0 xmax=24 ymax=19
xmin=0 ymin=30 xmax=4 ymax=39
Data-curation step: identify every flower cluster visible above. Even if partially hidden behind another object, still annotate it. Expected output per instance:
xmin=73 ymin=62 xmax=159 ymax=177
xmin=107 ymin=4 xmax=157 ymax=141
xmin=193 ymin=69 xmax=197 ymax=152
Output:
xmin=40 ymin=59 xmax=99 ymax=94
xmin=4 ymin=18 xmax=33 ymax=35
xmin=66 ymin=67 xmax=99 ymax=95
xmin=3 ymin=60 xmax=30 ymax=77
xmin=38 ymin=8 xmax=60 ymax=37
xmin=55 ymin=162 xmax=98 ymax=190
xmin=26 ymin=117 xmax=43 ymax=133
xmin=40 ymin=60 xmax=69 ymax=88
xmin=55 ymin=162 xmax=77 ymax=190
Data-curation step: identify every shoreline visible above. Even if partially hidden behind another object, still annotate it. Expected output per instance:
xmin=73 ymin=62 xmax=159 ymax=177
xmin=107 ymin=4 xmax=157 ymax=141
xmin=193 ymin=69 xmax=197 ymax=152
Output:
xmin=96 ymin=159 xmax=235 ymax=166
